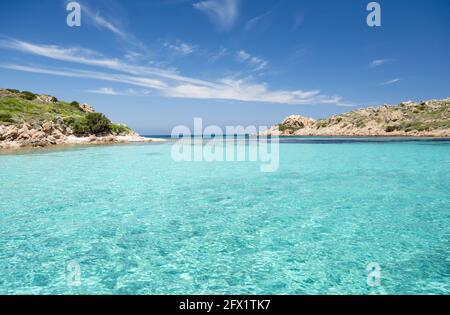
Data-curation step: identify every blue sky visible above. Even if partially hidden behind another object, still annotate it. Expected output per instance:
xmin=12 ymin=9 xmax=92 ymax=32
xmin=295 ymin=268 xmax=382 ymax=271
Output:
xmin=0 ymin=0 xmax=449 ymax=134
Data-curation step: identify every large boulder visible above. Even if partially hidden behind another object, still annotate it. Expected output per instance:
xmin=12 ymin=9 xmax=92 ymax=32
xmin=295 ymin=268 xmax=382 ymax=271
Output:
xmin=31 ymin=131 xmax=47 ymax=141
xmin=103 ymin=135 xmax=116 ymax=142
xmin=52 ymin=129 xmax=66 ymax=140
xmin=46 ymin=135 xmax=57 ymax=145
xmin=280 ymin=115 xmax=316 ymax=129
xmin=88 ymin=135 xmax=97 ymax=142
xmin=41 ymin=121 xmax=54 ymax=133
xmin=79 ymin=103 xmax=95 ymax=113
xmin=36 ymin=94 xmax=58 ymax=104
xmin=3 ymin=125 xmax=19 ymax=141
xmin=17 ymin=130 xmax=32 ymax=141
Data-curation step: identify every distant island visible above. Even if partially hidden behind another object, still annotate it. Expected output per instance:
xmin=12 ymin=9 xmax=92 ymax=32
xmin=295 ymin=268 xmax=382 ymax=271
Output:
xmin=263 ymin=99 xmax=450 ymax=137
xmin=0 ymin=89 xmax=163 ymax=149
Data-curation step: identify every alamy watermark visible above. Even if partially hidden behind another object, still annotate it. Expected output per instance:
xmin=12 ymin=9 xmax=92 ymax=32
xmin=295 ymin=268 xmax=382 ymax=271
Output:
xmin=66 ymin=261 xmax=81 ymax=287
xmin=65 ymin=1 xmax=381 ymax=28
xmin=66 ymin=2 xmax=81 ymax=27
xmin=366 ymin=262 xmax=382 ymax=287
xmin=171 ymin=118 xmax=279 ymax=173
xmin=367 ymin=2 xmax=381 ymax=27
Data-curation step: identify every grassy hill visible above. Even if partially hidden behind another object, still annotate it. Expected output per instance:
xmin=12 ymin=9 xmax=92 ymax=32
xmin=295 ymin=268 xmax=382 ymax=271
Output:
xmin=0 ymin=88 xmax=132 ymax=136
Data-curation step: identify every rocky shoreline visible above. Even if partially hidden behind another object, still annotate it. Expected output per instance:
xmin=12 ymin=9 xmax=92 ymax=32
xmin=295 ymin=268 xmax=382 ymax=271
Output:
xmin=0 ymin=88 xmax=165 ymax=150
xmin=0 ymin=122 xmax=164 ymax=150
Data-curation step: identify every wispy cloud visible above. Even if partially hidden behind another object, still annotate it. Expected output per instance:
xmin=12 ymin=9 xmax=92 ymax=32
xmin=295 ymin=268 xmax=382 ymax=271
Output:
xmin=236 ymin=50 xmax=251 ymax=61
xmin=0 ymin=38 xmax=207 ymax=86
xmin=86 ymin=11 xmax=124 ymax=37
xmin=370 ymin=59 xmax=390 ymax=67
xmin=163 ymin=78 xmax=343 ymax=105
xmin=1 ymin=64 xmax=169 ymax=90
xmin=381 ymin=78 xmax=401 ymax=85
xmin=236 ymin=50 xmax=268 ymax=71
xmin=86 ymin=87 xmax=149 ymax=96
xmin=124 ymin=51 xmax=144 ymax=62
xmin=208 ymin=47 xmax=228 ymax=63
xmin=0 ymin=39 xmax=120 ymax=68
xmin=81 ymin=4 xmax=144 ymax=51
xmin=0 ymin=38 xmax=348 ymax=106
xmin=2 ymin=63 xmax=344 ymax=105
xmin=193 ymin=0 xmax=239 ymax=31
xmin=245 ymin=9 xmax=273 ymax=32
xmin=164 ymin=40 xmax=196 ymax=55
xmin=87 ymin=87 xmax=122 ymax=95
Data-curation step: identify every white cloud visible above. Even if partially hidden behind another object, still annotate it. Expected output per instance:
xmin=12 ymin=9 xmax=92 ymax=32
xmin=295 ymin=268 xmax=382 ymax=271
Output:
xmin=87 ymin=87 xmax=120 ymax=95
xmin=193 ymin=0 xmax=239 ymax=31
xmin=0 ymin=38 xmax=348 ymax=106
xmin=82 ymin=6 xmax=125 ymax=38
xmin=86 ymin=87 xmax=149 ymax=96
xmin=165 ymin=78 xmax=341 ymax=105
xmin=208 ymin=47 xmax=228 ymax=63
xmin=0 ymin=38 xmax=211 ymax=86
xmin=245 ymin=9 xmax=273 ymax=32
xmin=2 ymin=62 xmax=344 ymax=106
xmin=1 ymin=64 xmax=168 ymax=90
xmin=124 ymin=51 xmax=144 ymax=62
xmin=91 ymin=13 xmax=124 ymax=37
xmin=370 ymin=59 xmax=390 ymax=67
xmin=164 ymin=40 xmax=196 ymax=55
xmin=82 ymin=5 xmax=144 ymax=51
xmin=381 ymin=78 xmax=400 ymax=85
xmin=1 ymin=39 xmax=121 ymax=68
xmin=236 ymin=50 xmax=268 ymax=71
xmin=236 ymin=50 xmax=251 ymax=61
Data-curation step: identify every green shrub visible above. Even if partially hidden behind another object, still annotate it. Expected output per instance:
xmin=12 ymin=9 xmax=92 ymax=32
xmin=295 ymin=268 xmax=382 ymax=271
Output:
xmin=277 ymin=124 xmax=292 ymax=132
xmin=433 ymin=120 xmax=450 ymax=129
xmin=72 ymin=119 xmax=90 ymax=136
xmin=0 ymin=112 xmax=14 ymax=123
xmin=316 ymin=120 xmax=328 ymax=129
xmin=73 ymin=112 xmax=111 ymax=136
xmin=402 ymin=122 xmax=430 ymax=132
xmin=111 ymin=123 xmax=132 ymax=135
xmin=277 ymin=122 xmax=305 ymax=132
xmin=355 ymin=119 xmax=366 ymax=128
xmin=385 ymin=125 xmax=399 ymax=133
xmin=62 ymin=117 xmax=76 ymax=126
xmin=70 ymin=101 xmax=80 ymax=107
xmin=6 ymin=89 xmax=20 ymax=94
xmin=86 ymin=112 xmax=111 ymax=134
xmin=417 ymin=104 xmax=426 ymax=111
xmin=21 ymin=91 xmax=37 ymax=100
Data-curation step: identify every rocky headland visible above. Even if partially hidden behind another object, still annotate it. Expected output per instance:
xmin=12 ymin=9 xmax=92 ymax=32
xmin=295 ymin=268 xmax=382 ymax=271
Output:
xmin=262 ymin=99 xmax=450 ymax=137
xmin=0 ymin=88 xmax=163 ymax=149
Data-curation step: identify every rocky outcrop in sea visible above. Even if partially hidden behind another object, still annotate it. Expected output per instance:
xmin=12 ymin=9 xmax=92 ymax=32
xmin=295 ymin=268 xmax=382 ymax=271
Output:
xmin=0 ymin=120 xmax=158 ymax=149
xmin=262 ymin=99 xmax=450 ymax=137
xmin=0 ymin=88 xmax=163 ymax=149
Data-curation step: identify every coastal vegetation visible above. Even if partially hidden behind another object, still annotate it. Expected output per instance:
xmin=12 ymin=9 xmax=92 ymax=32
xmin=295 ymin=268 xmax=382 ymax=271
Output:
xmin=269 ymin=99 xmax=450 ymax=137
xmin=72 ymin=113 xmax=112 ymax=136
xmin=0 ymin=88 xmax=133 ymax=136
xmin=0 ymin=88 xmax=154 ymax=149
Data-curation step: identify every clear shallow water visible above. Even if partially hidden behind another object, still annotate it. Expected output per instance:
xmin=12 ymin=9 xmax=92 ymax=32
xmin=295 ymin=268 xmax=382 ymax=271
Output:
xmin=0 ymin=139 xmax=449 ymax=294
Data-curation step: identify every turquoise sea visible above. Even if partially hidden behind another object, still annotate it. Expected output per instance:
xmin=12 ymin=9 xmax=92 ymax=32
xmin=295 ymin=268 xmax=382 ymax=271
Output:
xmin=0 ymin=138 xmax=449 ymax=294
